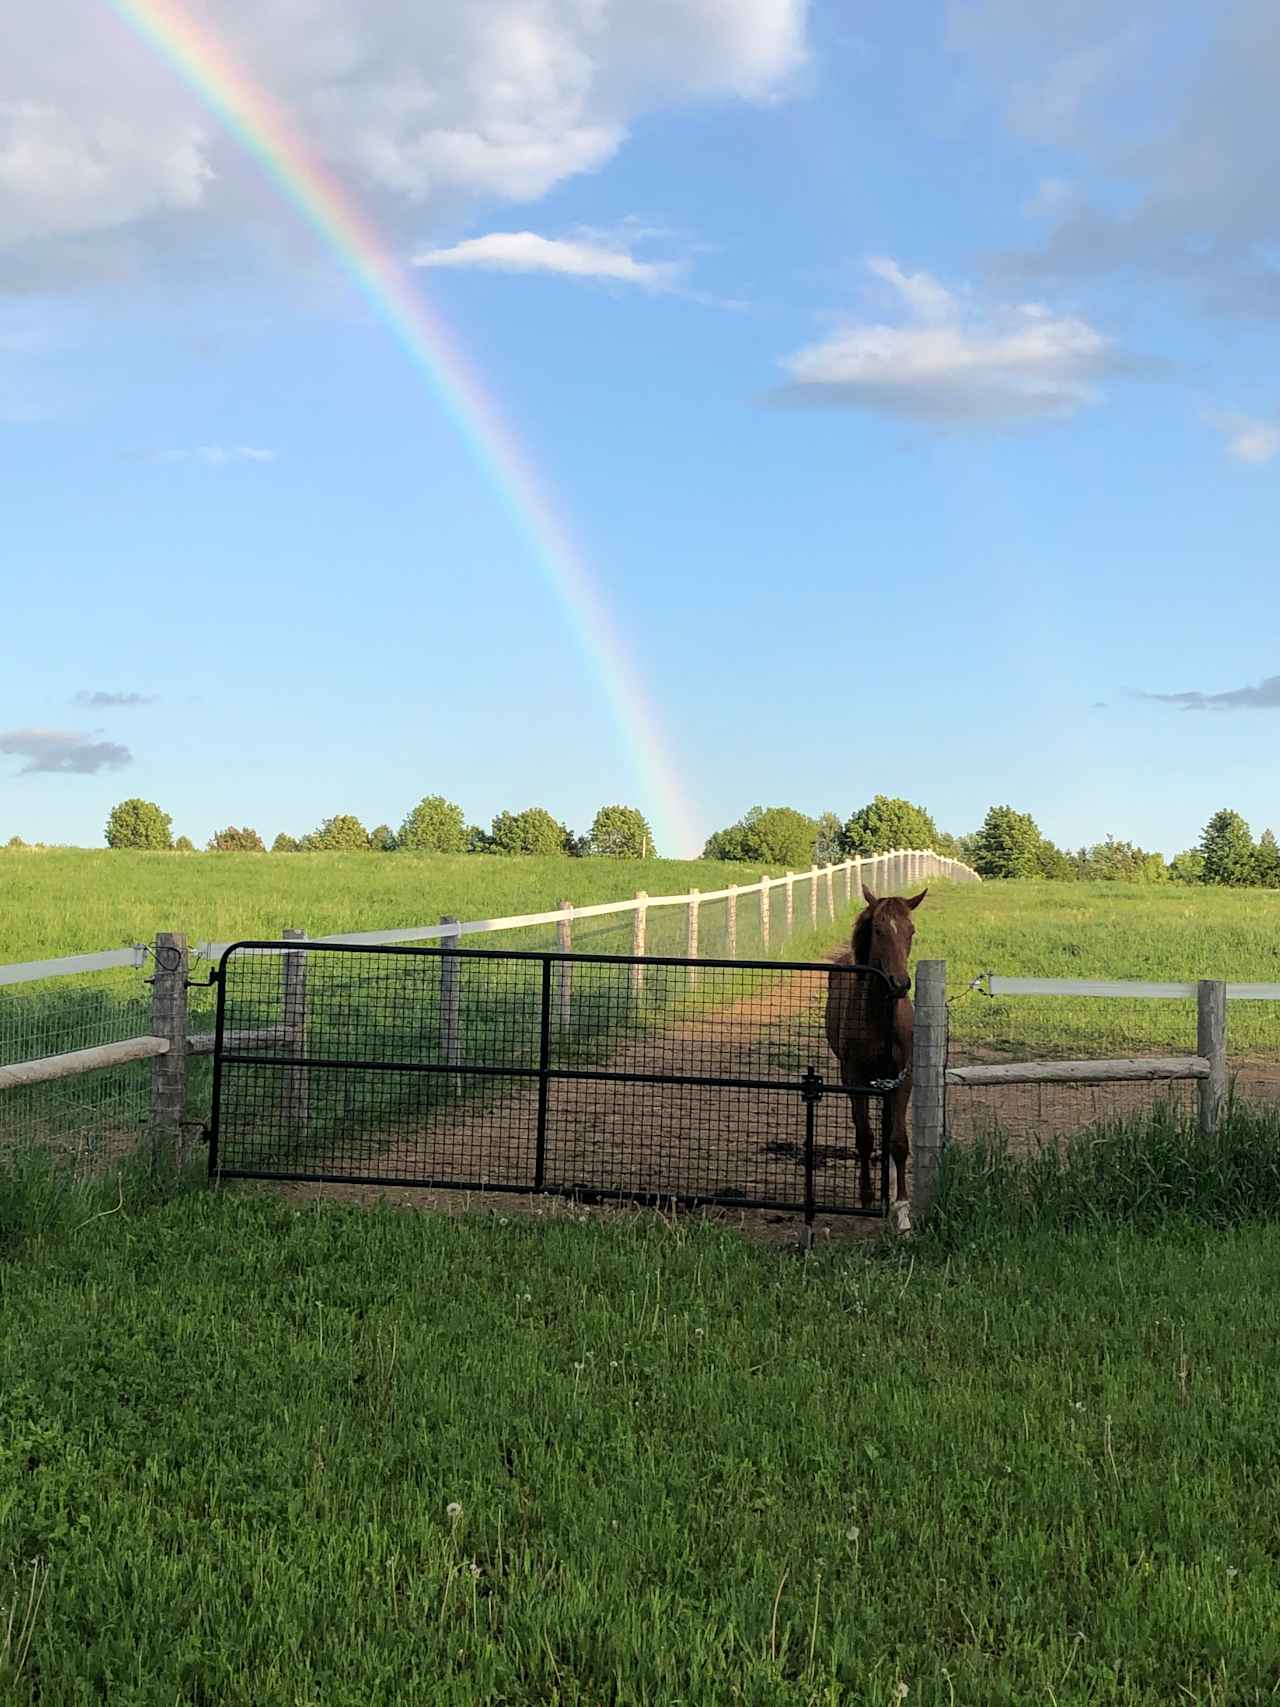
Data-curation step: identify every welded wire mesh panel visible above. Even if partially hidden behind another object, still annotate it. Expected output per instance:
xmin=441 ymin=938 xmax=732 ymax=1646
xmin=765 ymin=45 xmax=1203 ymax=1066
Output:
xmin=212 ymin=944 xmax=892 ymax=1216
xmin=946 ymin=985 xmax=1203 ymax=1156
xmin=0 ymin=973 xmax=153 ymax=1172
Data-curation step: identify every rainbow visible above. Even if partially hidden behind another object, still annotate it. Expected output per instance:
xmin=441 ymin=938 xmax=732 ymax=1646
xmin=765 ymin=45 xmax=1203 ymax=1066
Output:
xmin=106 ymin=0 xmax=699 ymax=856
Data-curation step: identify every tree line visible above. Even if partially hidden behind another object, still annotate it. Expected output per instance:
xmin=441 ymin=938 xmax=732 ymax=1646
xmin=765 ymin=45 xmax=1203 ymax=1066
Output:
xmin=92 ymin=797 xmax=657 ymax=858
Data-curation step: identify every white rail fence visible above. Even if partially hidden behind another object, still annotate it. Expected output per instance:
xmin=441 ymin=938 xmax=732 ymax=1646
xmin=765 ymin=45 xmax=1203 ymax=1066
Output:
xmin=1 ymin=848 xmax=972 ymax=1167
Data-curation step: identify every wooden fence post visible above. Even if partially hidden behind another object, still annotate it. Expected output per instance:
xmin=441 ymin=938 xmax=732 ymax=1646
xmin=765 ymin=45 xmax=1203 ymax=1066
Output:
xmin=760 ymin=876 xmax=771 ymax=951
xmin=726 ymin=885 xmax=738 ymax=959
xmin=439 ymin=917 xmax=461 ymax=1092
xmin=825 ymin=863 xmax=835 ymax=922
xmin=910 ymin=958 xmax=948 ymax=1223
xmin=631 ymin=892 xmax=647 ymax=996
xmin=844 ymin=861 xmax=852 ymax=906
xmin=283 ymin=925 xmax=310 ymax=1127
xmin=785 ymin=873 xmax=795 ymax=940
xmin=1198 ymin=979 xmax=1227 ymax=1135
xmin=809 ymin=866 xmax=818 ymax=929
xmin=687 ymin=889 xmax=700 ymax=989
xmin=150 ymin=931 xmax=188 ymax=1171
xmin=556 ymin=900 xmax=573 ymax=1031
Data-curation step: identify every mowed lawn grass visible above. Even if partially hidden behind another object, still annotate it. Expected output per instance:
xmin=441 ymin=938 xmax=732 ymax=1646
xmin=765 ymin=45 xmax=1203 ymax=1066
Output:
xmin=4 ymin=1166 xmax=1280 ymax=1706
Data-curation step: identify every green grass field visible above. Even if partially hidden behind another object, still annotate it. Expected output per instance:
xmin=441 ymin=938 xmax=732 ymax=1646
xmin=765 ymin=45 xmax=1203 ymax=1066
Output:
xmin=5 ymin=1119 xmax=1280 ymax=1706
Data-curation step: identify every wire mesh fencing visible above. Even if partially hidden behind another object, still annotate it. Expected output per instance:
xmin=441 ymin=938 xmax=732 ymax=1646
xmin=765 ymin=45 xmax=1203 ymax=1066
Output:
xmin=944 ymin=981 xmax=1203 ymax=1157
xmin=0 ymin=971 xmax=154 ymax=1174
xmin=210 ymin=943 xmax=898 ymax=1221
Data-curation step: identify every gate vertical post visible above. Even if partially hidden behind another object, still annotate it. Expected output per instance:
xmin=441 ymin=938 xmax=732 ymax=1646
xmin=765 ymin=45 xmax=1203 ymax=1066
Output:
xmin=535 ymin=957 xmax=553 ymax=1191
xmin=760 ymin=875 xmax=771 ymax=951
xmin=631 ymin=892 xmax=647 ymax=997
xmin=282 ymin=926 xmax=310 ymax=1129
xmin=1197 ymin=979 xmax=1227 ymax=1135
xmin=726 ymin=885 xmax=738 ymax=959
xmin=555 ymin=899 xmax=574 ymax=1034
xmin=911 ymin=959 xmax=948 ymax=1218
xmin=801 ymin=1066 xmax=822 ymax=1244
xmin=687 ymin=889 xmax=700 ymax=989
xmin=150 ymin=931 xmax=188 ymax=1171
xmin=439 ymin=917 xmax=461 ymax=1094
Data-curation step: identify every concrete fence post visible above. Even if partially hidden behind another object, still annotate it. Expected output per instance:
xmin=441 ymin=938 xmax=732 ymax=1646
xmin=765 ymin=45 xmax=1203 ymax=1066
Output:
xmin=1197 ymin=979 xmax=1227 ymax=1135
xmin=726 ymin=885 xmax=738 ymax=960
xmin=556 ymin=900 xmax=573 ymax=1031
xmin=150 ymin=931 xmax=188 ymax=1171
xmin=631 ymin=892 xmax=647 ymax=997
xmin=283 ymin=925 xmax=310 ymax=1126
xmin=760 ymin=875 xmax=771 ymax=951
xmin=910 ymin=959 xmax=948 ymax=1220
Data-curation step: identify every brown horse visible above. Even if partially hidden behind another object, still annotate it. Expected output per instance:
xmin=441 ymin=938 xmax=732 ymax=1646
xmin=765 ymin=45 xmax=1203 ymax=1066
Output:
xmin=825 ymin=885 xmax=927 ymax=1206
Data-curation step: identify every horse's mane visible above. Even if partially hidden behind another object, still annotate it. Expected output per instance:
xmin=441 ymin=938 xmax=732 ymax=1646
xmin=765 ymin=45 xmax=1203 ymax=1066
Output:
xmin=851 ymin=904 xmax=873 ymax=964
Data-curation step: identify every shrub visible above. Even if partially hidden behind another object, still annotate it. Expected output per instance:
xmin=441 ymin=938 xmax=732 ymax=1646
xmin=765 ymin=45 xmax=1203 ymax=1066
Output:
xmin=397 ymin=795 xmax=468 ymax=854
xmin=207 ymin=826 xmax=265 ymax=853
xmin=589 ymin=804 xmax=655 ymax=859
xmin=490 ymin=807 xmax=573 ymax=857
xmin=308 ymin=814 xmax=370 ymax=852
xmin=105 ymin=798 xmax=172 ymax=850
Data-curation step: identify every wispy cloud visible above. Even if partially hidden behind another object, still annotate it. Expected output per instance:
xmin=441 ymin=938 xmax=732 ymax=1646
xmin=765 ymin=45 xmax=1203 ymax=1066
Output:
xmin=1139 ymin=675 xmax=1280 ymax=711
xmin=1205 ymin=410 xmax=1280 ymax=465
xmin=152 ymin=446 xmax=277 ymax=467
xmin=0 ymin=728 xmax=132 ymax=774
xmin=412 ymin=230 xmax=684 ymax=291
xmin=768 ymin=255 xmax=1124 ymax=425
xmin=74 ymin=690 xmax=156 ymax=709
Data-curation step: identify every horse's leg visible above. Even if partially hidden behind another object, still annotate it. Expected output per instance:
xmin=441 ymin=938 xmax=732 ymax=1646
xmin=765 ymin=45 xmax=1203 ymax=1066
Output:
xmin=887 ymin=1079 xmax=911 ymax=1201
xmin=850 ymin=1090 xmax=876 ymax=1208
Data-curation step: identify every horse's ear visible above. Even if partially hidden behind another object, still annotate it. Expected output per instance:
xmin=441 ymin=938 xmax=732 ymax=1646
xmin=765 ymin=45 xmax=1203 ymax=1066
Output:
xmin=904 ymin=888 xmax=928 ymax=910
xmin=861 ymin=884 xmax=878 ymax=907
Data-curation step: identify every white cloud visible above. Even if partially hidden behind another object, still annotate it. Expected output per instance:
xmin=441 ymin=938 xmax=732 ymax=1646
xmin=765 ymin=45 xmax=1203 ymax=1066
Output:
xmin=771 ymin=257 xmax=1113 ymax=425
xmin=0 ymin=1 xmax=806 ymax=283
xmin=1207 ymin=411 xmax=1280 ymax=465
xmin=153 ymin=446 xmax=277 ymax=467
xmin=413 ymin=230 xmax=682 ymax=290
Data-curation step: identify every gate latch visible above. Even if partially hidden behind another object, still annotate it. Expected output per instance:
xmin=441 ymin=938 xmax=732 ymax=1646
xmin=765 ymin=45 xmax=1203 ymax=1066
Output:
xmin=800 ymin=1066 xmax=824 ymax=1105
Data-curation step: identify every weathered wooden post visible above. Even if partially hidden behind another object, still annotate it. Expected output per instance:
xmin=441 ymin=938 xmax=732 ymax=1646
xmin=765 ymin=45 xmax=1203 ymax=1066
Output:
xmin=1198 ymin=979 xmax=1227 ymax=1135
xmin=631 ymin=891 xmax=647 ymax=997
xmin=439 ymin=917 xmax=461 ymax=1093
xmin=760 ymin=875 xmax=771 ymax=951
xmin=909 ymin=958 xmax=948 ymax=1226
xmin=150 ymin=931 xmax=188 ymax=1170
xmin=726 ymin=884 xmax=738 ymax=959
xmin=843 ymin=861 xmax=852 ymax=906
xmin=785 ymin=872 xmax=795 ymax=940
xmin=687 ymin=888 xmax=700 ymax=989
xmin=283 ymin=925 xmax=310 ymax=1127
xmin=556 ymin=900 xmax=573 ymax=1031
xmin=809 ymin=866 xmax=818 ymax=929
xmin=825 ymin=863 xmax=835 ymax=922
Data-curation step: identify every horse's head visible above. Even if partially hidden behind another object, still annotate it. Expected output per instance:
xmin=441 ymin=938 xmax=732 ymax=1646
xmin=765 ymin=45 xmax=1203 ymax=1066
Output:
xmin=854 ymin=885 xmax=927 ymax=998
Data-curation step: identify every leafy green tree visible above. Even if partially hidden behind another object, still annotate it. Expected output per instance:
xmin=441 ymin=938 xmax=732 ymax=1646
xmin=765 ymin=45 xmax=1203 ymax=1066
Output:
xmin=308 ymin=814 xmax=370 ymax=851
xmin=4 ymin=835 xmax=27 ymax=851
xmin=1169 ymin=850 xmax=1206 ymax=884
xmin=490 ymin=807 xmax=572 ymax=856
xmin=105 ymin=798 xmax=172 ymax=850
xmin=466 ymin=823 xmax=493 ymax=854
xmin=1079 ymin=836 xmax=1165 ymax=882
xmin=589 ymin=804 xmax=655 ymax=859
xmin=701 ymin=806 xmax=818 ymax=867
xmin=271 ymin=833 xmax=301 ymax=854
xmin=1256 ymin=829 xmax=1280 ymax=889
xmin=971 ymin=805 xmax=1045 ymax=880
xmin=842 ymin=795 xmax=939 ymax=857
xmin=173 ymin=835 xmax=196 ymax=853
xmin=813 ymin=811 xmax=845 ymax=865
xmin=1035 ymin=839 xmax=1077 ymax=880
xmin=702 ymin=823 xmax=750 ymax=861
xmin=368 ymin=824 xmax=395 ymax=852
xmin=1200 ymin=809 xmax=1258 ymax=887
xmin=207 ymin=826 xmax=265 ymax=852
xmin=397 ymin=795 xmax=468 ymax=854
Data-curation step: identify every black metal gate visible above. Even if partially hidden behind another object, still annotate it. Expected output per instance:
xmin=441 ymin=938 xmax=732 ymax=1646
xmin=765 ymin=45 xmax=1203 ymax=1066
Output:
xmin=207 ymin=942 xmax=896 ymax=1224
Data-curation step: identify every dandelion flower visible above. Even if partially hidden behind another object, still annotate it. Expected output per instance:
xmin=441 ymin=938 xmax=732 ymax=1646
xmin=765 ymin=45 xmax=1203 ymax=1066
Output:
xmin=446 ymin=1502 xmax=463 ymax=1520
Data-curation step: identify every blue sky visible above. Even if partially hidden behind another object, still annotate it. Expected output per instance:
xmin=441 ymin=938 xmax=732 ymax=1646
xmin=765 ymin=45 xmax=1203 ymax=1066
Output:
xmin=4 ymin=0 xmax=1280 ymax=858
